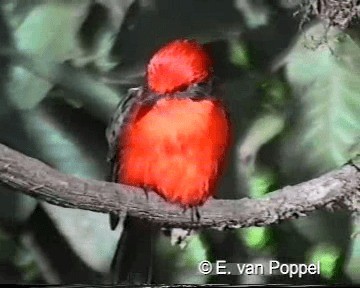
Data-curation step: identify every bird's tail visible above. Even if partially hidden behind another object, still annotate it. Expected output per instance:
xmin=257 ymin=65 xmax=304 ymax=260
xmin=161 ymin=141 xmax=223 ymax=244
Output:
xmin=110 ymin=215 xmax=154 ymax=284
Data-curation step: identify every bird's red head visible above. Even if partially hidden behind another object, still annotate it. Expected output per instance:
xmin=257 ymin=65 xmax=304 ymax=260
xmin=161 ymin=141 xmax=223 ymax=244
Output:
xmin=147 ymin=39 xmax=213 ymax=94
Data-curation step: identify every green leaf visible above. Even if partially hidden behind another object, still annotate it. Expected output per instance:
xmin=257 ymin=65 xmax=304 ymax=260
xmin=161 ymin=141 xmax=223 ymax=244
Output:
xmin=75 ymin=0 xmax=135 ymax=72
xmin=8 ymin=52 xmax=121 ymax=122
xmin=261 ymin=77 xmax=289 ymax=109
xmin=280 ymin=24 xmax=360 ymax=174
xmin=239 ymin=112 xmax=285 ymax=173
xmin=7 ymin=66 xmax=53 ymax=110
xmin=5 ymin=1 xmax=90 ymax=109
xmin=308 ymin=243 xmax=342 ymax=280
xmin=234 ymin=0 xmax=269 ymax=29
xmin=14 ymin=244 xmax=42 ymax=283
xmin=239 ymin=227 xmax=271 ymax=250
xmin=179 ymin=235 xmax=208 ymax=267
xmin=249 ymin=169 xmax=276 ymax=198
xmin=229 ymin=40 xmax=251 ymax=69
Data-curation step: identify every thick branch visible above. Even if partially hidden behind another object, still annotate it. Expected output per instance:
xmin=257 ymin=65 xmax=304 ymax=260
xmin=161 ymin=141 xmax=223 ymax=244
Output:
xmin=0 ymin=143 xmax=359 ymax=229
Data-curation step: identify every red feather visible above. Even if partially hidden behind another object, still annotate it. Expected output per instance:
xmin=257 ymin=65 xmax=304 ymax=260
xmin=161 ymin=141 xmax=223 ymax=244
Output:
xmin=118 ymin=97 xmax=230 ymax=206
xmin=114 ymin=39 xmax=231 ymax=207
xmin=147 ymin=39 xmax=213 ymax=94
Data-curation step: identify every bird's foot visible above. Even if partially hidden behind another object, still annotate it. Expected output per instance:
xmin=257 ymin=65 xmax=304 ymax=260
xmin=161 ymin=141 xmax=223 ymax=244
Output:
xmin=143 ymin=186 xmax=152 ymax=201
xmin=190 ymin=206 xmax=201 ymax=223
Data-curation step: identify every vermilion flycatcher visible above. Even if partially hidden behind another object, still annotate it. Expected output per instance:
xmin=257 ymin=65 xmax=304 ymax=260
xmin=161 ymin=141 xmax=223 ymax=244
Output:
xmin=106 ymin=39 xmax=231 ymax=283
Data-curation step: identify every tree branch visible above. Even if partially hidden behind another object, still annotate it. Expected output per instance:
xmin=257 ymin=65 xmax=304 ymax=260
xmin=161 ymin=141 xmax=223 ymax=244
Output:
xmin=0 ymin=143 xmax=359 ymax=229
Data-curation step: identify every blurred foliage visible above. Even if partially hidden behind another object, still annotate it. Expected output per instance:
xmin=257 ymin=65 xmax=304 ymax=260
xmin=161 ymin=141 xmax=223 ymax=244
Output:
xmin=13 ymin=243 xmax=42 ymax=283
xmin=0 ymin=228 xmax=16 ymax=262
xmin=229 ymin=39 xmax=252 ymax=69
xmin=249 ymin=168 xmax=277 ymax=198
xmin=0 ymin=0 xmax=359 ymax=285
xmin=240 ymin=227 xmax=272 ymax=250
xmin=155 ymin=233 xmax=208 ymax=284
xmin=308 ymin=243 xmax=343 ymax=280
xmin=4 ymin=0 xmax=90 ymax=109
xmin=278 ymin=24 xmax=360 ymax=176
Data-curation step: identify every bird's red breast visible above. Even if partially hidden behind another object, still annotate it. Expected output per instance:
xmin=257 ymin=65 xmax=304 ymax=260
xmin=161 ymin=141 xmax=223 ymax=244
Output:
xmin=118 ymin=97 xmax=230 ymax=206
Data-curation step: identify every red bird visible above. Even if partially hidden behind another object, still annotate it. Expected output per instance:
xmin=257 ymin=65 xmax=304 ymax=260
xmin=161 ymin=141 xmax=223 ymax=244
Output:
xmin=107 ymin=39 xmax=231 ymax=206
xmin=106 ymin=39 xmax=231 ymax=283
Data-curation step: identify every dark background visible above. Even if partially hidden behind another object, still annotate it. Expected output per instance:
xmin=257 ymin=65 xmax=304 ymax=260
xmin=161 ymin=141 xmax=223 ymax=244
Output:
xmin=0 ymin=0 xmax=359 ymax=285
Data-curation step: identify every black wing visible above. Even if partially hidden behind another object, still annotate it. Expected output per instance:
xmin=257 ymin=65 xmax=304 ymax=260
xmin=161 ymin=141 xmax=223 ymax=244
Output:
xmin=106 ymin=87 xmax=142 ymax=183
xmin=106 ymin=87 xmax=142 ymax=229
xmin=106 ymin=88 xmax=154 ymax=284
